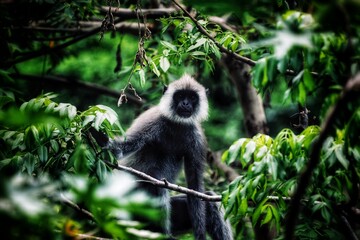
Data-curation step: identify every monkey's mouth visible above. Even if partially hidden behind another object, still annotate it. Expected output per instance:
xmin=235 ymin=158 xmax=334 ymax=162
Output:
xmin=177 ymin=110 xmax=192 ymax=118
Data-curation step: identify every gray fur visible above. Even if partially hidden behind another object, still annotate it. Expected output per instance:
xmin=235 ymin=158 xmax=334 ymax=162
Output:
xmin=108 ymin=75 xmax=232 ymax=240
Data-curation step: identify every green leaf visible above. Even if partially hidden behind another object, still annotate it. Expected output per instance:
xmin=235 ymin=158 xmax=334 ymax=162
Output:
xmin=252 ymin=197 xmax=268 ymax=226
xmin=94 ymin=112 xmax=106 ymax=131
xmin=50 ymin=139 xmax=59 ymax=153
xmin=226 ymin=139 xmax=246 ymax=164
xmin=72 ymin=144 xmax=91 ymax=174
xmin=238 ymin=197 xmax=248 ymax=216
xmin=191 ymin=51 xmax=206 ymax=56
xmin=261 ymin=58 xmax=268 ymax=87
xmin=187 ymin=37 xmax=207 ymax=52
xmin=138 ymin=68 xmax=146 ymax=87
xmin=260 ymin=205 xmax=273 ymax=226
xmin=160 ymin=41 xmax=177 ymax=51
xmin=159 ymin=56 xmax=170 ymax=73
xmin=24 ymin=153 xmax=36 ymax=174
xmin=243 ymin=140 xmax=256 ymax=161
xmin=24 ymin=125 xmax=40 ymax=149
xmin=3 ymin=130 xmax=16 ymax=140
xmin=292 ymin=70 xmax=304 ymax=85
xmin=0 ymin=158 xmax=12 ymax=170
xmin=270 ymin=205 xmax=280 ymax=232
xmin=38 ymin=145 xmax=48 ymax=163
xmin=96 ymin=160 xmax=108 ymax=182
xmin=334 ymin=146 xmax=349 ymax=169
xmin=210 ymin=42 xmax=221 ymax=59
xmin=303 ymin=68 xmax=314 ymax=90
xmin=298 ymin=81 xmax=307 ymax=105
xmin=231 ymin=41 xmax=239 ymax=52
xmin=149 ymin=59 xmax=160 ymax=77
xmin=67 ymin=105 xmax=77 ymax=120
xmin=45 ymin=102 xmax=57 ymax=113
xmin=82 ymin=115 xmax=95 ymax=127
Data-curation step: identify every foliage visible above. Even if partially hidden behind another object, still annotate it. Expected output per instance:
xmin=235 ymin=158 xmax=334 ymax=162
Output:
xmin=222 ymin=123 xmax=360 ymax=239
xmin=0 ymin=94 xmax=163 ymax=239
xmin=1 ymin=0 xmax=360 ymax=239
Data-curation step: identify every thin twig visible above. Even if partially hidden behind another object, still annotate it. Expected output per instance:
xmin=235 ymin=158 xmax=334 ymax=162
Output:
xmin=60 ymin=193 xmax=95 ymax=220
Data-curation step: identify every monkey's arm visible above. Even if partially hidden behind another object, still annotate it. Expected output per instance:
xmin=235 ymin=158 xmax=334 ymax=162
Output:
xmin=184 ymin=147 xmax=206 ymax=240
xmin=108 ymin=129 xmax=155 ymax=158
xmin=89 ymin=126 xmax=155 ymax=159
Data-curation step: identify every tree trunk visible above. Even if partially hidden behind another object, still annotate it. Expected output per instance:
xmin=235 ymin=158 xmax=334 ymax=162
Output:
xmin=224 ymin=56 xmax=268 ymax=137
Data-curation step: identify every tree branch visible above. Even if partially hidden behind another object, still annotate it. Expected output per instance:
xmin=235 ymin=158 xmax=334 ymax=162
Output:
xmin=207 ymin=150 xmax=239 ymax=182
xmin=21 ymin=22 xmax=154 ymax=37
xmin=285 ymin=73 xmax=360 ymax=240
xmin=14 ymin=74 xmax=145 ymax=106
xmin=100 ymin=6 xmax=178 ymax=19
xmin=102 ymin=160 xmax=222 ymax=202
xmin=1 ymin=17 xmax=125 ymax=68
xmin=171 ymin=0 xmax=256 ymax=67
xmin=171 ymin=0 xmax=319 ymax=77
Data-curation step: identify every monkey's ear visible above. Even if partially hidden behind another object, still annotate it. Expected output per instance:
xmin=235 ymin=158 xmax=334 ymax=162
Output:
xmin=163 ymin=85 xmax=168 ymax=94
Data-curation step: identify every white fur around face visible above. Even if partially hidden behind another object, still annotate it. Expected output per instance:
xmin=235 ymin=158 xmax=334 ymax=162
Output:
xmin=159 ymin=74 xmax=209 ymax=124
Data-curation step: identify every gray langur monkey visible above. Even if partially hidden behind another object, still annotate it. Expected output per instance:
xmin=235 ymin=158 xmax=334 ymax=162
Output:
xmin=106 ymin=74 xmax=233 ymax=240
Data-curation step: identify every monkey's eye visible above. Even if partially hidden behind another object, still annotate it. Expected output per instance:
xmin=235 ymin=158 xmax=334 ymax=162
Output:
xmin=190 ymin=94 xmax=197 ymax=102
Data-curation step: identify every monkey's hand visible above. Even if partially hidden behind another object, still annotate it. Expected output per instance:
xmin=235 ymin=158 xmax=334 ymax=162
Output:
xmin=89 ymin=127 xmax=110 ymax=147
xmin=108 ymin=138 xmax=125 ymax=159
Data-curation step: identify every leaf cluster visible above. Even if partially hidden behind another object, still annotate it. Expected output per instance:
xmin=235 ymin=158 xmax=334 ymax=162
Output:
xmin=0 ymin=94 xmax=163 ymax=239
xmin=222 ymin=123 xmax=360 ymax=239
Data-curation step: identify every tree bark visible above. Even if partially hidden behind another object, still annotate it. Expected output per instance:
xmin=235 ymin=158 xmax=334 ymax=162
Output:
xmin=224 ymin=57 xmax=268 ymax=137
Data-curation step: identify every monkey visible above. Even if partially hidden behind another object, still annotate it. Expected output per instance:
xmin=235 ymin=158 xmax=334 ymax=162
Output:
xmin=100 ymin=74 xmax=233 ymax=240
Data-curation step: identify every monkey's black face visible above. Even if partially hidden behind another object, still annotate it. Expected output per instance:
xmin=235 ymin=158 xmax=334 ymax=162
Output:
xmin=172 ymin=90 xmax=199 ymax=118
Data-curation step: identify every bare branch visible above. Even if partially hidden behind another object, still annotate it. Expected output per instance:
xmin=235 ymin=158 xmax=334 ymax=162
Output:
xmin=285 ymin=73 xmax=360 ymax=240
xmin=207 ymin=150 xmax=239 ymax=182
xmin=208 ymin=16 xmax=237 ymax=32
xmin=1 ymin=17 xmax=126 ymax=68
xmin=100 ymin=6 xmax=178 ymax=19
xmin=14 ymin=74 xmax=145 ymax=107
xmin=102 ymin=160 xmax=222 ymax=202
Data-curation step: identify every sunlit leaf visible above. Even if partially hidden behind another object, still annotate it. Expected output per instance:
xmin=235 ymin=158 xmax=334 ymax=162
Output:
xmin=159 ymin=56 xmax=170 ymax=73
xmin=160 ymin=41 xmax=177 ymax=51
xmin=187 ymin=37 xmax=207 ymax=52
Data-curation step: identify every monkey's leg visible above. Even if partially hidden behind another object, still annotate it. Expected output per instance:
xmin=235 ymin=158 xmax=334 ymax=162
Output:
xmin=170 ymin=194 xmax=233 ymax=240
xmin=170 ymin=195 xmax=192 ymax=235
xmin=204 ymin=197 xmax=233 ymax=240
